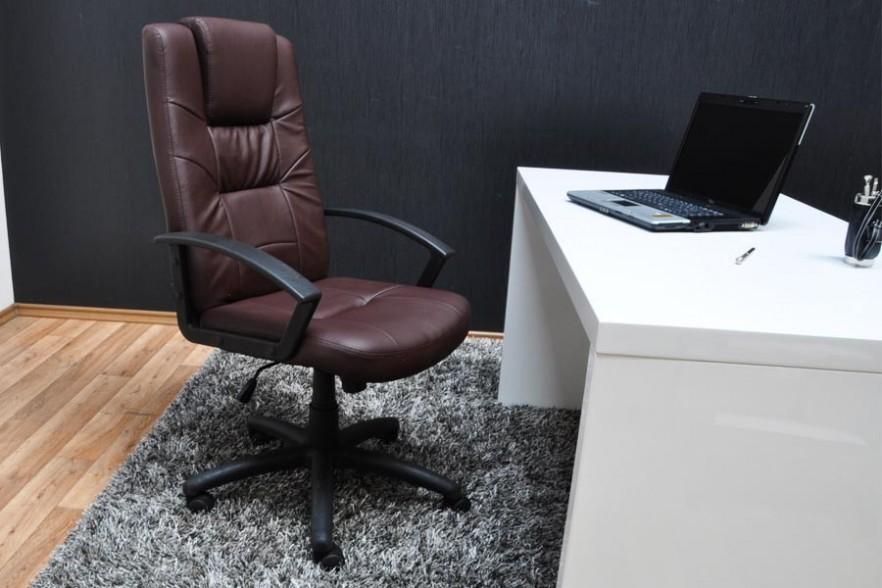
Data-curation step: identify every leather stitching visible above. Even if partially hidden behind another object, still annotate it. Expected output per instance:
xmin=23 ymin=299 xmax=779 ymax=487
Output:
xmin=270 ymin=120 xmax=283 ymax=181
xmin=152 ymin=29 xmax=187 ymax=232
xmin=376 ymin=294 xmax=467 ymax=317
xmin=362 ymin=284 xmax=404 ymax=305
xmin=312 ymin=317 xmax=398 ymax=347
xmin=202 ymin=121 xmax=241 ymax=296
xmin=205 ymin=127 xmax=222 ymax=187
xmin=215 ymin=189 xmax=243 ymax=297
xmin=273 ymin=104 xmax=303 ymax=121
xmin=270 ymin=51 xmax=305 ymax=275
xmin=206 ymin=292 xmax=465 ymax=356
xmin=275 ymin=190 xmax=303 ymax=271
xmin=191 ymin=19 xmax=216 ymax=119
xmin=168 ymin=99 xmax=206 ymax=122
xmin=205 ymin=118 xmax=272 ymax=128
xmin=279 ymin=147 xmax=311 ymax=183
xmin=217 ymin=184 xmax=292 ymax=197
xmin=315 ymin=287 xmax=370 ymax=305
xmin=304 ymin=326 xmax=458 ymax=359
xmin=173 ymin=155 xmax=217 ymax=188
xmin=278 ymin=183 xmax=304 ymax=272
xmin=257 ymin=240 xmax=299 ymax=246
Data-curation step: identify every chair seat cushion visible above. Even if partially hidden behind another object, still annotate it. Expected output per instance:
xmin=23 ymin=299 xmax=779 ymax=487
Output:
xmin=199 ymin=277 xmax=470 ymax=382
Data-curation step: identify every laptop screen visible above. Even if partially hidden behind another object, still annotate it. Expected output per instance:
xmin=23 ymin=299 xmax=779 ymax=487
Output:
xmin=666 ymin=100 xmax=808 ymax=217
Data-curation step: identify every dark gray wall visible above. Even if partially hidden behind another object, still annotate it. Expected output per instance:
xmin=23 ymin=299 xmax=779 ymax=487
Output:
xmin=1 ymin=1 xmax=879 ymax=330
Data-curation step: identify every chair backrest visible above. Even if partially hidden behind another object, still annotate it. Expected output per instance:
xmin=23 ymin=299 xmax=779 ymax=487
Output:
xmin=143 ymin=17 xmax=328 ymax=311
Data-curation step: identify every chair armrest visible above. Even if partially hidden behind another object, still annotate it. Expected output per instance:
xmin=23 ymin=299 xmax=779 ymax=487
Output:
xmin=155 ymin=232 xmax=321 ymax=302
xmin=154 ymin=231 xmax=321 ymax=361
xmin=324 ymin=207 xmax=455 ymax=287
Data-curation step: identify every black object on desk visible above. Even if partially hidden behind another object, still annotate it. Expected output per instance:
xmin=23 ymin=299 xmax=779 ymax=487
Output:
xmin=844 ymin=175 xmax=882 ymax=267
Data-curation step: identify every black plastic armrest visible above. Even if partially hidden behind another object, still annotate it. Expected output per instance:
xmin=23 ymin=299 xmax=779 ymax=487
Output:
xmin=155 ymin=232 xmax=320 ymax=302
xmin=324 ymin=207 xmax=455 ymax=287
xmin=154 ymin=231 xmax=321 ymax=360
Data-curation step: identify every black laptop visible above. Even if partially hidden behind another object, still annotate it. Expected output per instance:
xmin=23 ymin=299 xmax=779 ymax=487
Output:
xmin=568 ymin=93 xmax=814 ymax=231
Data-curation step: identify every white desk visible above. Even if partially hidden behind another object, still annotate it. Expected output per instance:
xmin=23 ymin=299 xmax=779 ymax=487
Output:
xmin=499 ymin=168 xmax=882 ymax=588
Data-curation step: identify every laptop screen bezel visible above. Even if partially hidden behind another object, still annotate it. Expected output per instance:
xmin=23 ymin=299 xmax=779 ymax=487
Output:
xmin=664 ymin=92 xmax=814 ymax=224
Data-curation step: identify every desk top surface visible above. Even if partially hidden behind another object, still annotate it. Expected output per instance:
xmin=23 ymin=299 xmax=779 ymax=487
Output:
xmin=518 ymin=167 xmax=882 ymax=373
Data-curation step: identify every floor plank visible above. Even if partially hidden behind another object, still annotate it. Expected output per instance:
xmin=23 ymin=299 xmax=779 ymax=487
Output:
xmin=0 ymin=323 xmax=142 ymax=460
xmin=182 ymin=344 xmax=214 ymax=367
xmin=50 ymin=319 xmax=95 ymax=340
xmin=0 ymin=335 xmax=70 ymax=395
xmin=0 ymin=316 xmax=205 ymax=588
xmin=0 ymin=321 xmax=127 ymax=430
xmin=0 ymin=456 xmax=91 ymax=570
xmin=0 ymin=319 xmax=63 ymax=365
xmin=0 ymin=374 xmax=131 ymax=509
xmin=101 ymin=324 xmax=177 ymax=377
xmin=0 ymin=315 xmax=36 ymax=340
xmin=58 ymin=412 xmax=155 ymax=510
xmin=99 ymin=333 xmax=198 ymax=416
xmin=0 ymin=507 xmax=81 ymax=588
xmin=143 ymin=363 xmax=198 ymax=416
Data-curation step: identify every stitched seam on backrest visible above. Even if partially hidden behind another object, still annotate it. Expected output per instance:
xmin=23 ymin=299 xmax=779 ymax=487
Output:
xmin=208 ymin=116 xmax=272 ymax=127
xmin=194 ymin=24 xmax=240 ymax=299
xmin=215 ymin=190 xmax=243 ymax=297
xmin=276 ymin=182 xmax=303 ymax=271
xmin=191 ymin=19 xmax=216 ymax=119
xmin=169 ymin=99 xmax=206 ymax=122
xmin=271 ymin=55 xmax=305 ymax=272
xmin=189 ymin=19 xmax=275 ymax=125
xmin=272 ymin=104 xmax=302 ymax=121
xmin=271 ymin=118 xmax=282 ymax=181
xmin=206 ymin=126 xmax=240 ymax=297
xmin=279 ymin=146 xmax=311 ymax=183
xmin=172 ymin=154 xmax=217 ymax=188
xmin=205 ymin=127 xmax=222 ymax=189
xmin=153 ymin=29 xmax=187 ymax=232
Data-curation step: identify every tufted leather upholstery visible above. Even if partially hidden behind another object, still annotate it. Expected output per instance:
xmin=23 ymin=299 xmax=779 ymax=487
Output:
xmin=144 ymin=20 xmax=473 ymax=564
xmin=201 ymin=277 xmax=470 ymax=382
xmin=143 ymin=17 xmax=470 ymax=383
xmin=143 ymin=17 xmax=327 ymax=312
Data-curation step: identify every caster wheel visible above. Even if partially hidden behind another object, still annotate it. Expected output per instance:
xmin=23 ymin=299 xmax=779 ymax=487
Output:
xmin=313 ymin=544 xmax=344 ymax=570
xmin=442 ymin=493 xmax=471 ymax=512
xmin=186 ymin=492 xmax=216 ymax=513
xmin=248 ymin=429 xmax=275 ymax=446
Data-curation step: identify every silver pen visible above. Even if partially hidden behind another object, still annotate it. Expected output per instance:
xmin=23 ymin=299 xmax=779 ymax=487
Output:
xmin=735 ymin=247 xmax=755 ymax=265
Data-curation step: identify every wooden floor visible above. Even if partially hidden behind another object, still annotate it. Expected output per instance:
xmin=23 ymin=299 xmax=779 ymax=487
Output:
xmin=0 ymin=316 xmax=210 ymax=588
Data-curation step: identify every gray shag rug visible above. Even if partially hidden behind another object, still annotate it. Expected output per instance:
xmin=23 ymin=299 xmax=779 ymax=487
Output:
xmin=33 ymin=339 xmax=579 ymax=587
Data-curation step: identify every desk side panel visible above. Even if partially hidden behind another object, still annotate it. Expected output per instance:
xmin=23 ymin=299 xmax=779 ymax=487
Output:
xmin=559 ymin=353 xmax=882 ymax=588
xmin=498 ymin=182 xmax=591 ymax=409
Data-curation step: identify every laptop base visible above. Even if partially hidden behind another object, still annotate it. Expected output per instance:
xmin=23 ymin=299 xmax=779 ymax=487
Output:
xmin=568 ymin=190 xmax=760 ymax=232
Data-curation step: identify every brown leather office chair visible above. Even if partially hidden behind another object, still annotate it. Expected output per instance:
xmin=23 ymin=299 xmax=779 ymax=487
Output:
xmin=142 ymin=17 xmax=471 ymax=569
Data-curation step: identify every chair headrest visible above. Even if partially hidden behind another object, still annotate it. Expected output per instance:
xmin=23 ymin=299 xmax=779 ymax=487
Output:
xmin=180 ymin=16 xmax=278 ymax=125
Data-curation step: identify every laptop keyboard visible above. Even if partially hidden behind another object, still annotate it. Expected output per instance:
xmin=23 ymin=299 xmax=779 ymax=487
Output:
xmin=607 ymin=190 xmax=725 ymax=218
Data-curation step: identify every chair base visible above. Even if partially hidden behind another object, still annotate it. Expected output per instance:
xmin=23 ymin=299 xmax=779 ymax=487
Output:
xmin=182 ymin=369 xmax=470 ymax=570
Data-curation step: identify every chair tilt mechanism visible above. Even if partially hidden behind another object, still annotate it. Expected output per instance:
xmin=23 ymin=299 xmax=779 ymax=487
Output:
xmin=143 ymin=17 xmax=471 ymax=569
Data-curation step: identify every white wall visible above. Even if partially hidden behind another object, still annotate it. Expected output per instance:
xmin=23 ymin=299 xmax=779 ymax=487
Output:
xmin=0 ymin=150 xmax=13 ymax=309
